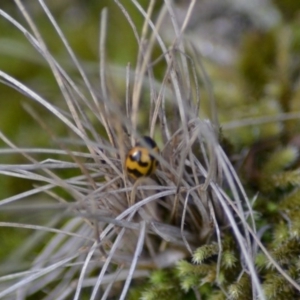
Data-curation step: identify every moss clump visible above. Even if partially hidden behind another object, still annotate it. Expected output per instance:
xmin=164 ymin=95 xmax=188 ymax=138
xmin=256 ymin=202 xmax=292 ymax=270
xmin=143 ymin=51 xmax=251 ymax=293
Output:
xmin=238 ymin=31 xmax=276 ymax=99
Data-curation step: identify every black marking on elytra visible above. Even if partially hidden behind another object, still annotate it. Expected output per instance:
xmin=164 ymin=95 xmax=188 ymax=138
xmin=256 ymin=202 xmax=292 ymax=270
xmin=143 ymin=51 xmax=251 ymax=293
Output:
xmin=145 ymin=161 xmax=154 ymax=176
xmin=138 ymin=160 xmax=150 ymax=167
xmin=127 ymin=168 xmax=144 ymax=178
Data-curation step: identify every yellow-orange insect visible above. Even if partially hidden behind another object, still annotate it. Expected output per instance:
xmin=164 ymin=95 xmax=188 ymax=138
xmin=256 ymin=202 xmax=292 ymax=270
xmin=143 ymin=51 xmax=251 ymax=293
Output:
xmin=125 ymin=136 xmax=159 ymax=179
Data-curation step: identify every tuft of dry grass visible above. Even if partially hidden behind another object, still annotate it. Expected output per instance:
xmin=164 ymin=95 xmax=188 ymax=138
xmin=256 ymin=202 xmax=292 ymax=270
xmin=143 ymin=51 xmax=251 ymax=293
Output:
xmin=0 ymin=1 xmax=299 ymax=299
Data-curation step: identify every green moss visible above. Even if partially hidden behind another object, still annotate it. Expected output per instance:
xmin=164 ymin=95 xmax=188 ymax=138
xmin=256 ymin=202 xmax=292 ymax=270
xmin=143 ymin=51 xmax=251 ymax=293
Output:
xmin=273 ymin=0 xmax=300 ymax=20
xmin=135 ymin=269 xmax=195 ymax=300
xmin=238 ymin=31 xmax=276 ymax=99
xmin=228 ymin=274 xmax=252 ymax=300
xmin=263 ymin=272 xmax=298 ymax=300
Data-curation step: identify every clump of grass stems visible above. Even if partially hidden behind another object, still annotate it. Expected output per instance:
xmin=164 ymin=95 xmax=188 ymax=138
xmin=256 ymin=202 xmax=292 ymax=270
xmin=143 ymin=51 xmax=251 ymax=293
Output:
xmin=0 ymin=1 xmax=299 ymax=300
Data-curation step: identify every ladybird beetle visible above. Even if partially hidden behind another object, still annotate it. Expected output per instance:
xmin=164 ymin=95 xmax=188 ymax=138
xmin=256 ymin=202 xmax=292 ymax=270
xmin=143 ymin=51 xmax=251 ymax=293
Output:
xmin=125 ymin=136 xmax=159 ymax=179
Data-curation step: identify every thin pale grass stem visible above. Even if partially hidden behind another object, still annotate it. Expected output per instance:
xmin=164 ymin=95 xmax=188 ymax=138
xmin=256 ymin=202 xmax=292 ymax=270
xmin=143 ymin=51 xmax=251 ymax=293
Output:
xmin=22 ymin=108 xmax=124 ymax=237
xmin=0 ymin=166 xmax=103 ymax=196
xmin=114 ymin=0 xmax=141 ymax=44
xmin=208 ymin=200 xmax=223 ymax=288
xmin=218 ymin=186 xmax=300 ymax=293
xmin=80 ymin=203 xmax=198 ymax=246
xmin=130 ymin=0 xmax=168 ymax=136
xmin=176 ymin=49 xmax=200 ymax=118
xmin=140 ymin=0 xmax=156 ymax=40
xmin=25 ymin=105 xmax=106 ymax=255
xmin=181 ymin=190 xmax=193 ymax=255
xmin=130 ymin=177 xmax=157 ymax=207
xmin=0 ymin=72 xmax=83 ymax=138
xmin=183 ymin=194 xmax=203 ymax=232
xmin=160 ymin=92 xmax=171 ymax=141
xmin=34 ymin=227 xmax=91 ymax=266
xmin=142 ymin=1 xmax=157 ymax=134
xmin=43 ymin=261 xmax=81 ymax=300
xmin=100 ymin=266 xmax=124 ymax=300
xmin=1 ymin=217 xmax=69 ymax=278
xmin=114 ymin=124 xmax=131 ymax=205
xmin=73 ymin=243 xmax=99 ymax=300
xmin=0 ymin=269 xmax=43 ymax=282
xmin=183 ymin=186 xmax=209 ymax=227
xmin=0 ymin=147 xmax=93 ymax=158
xmin=38 ymin=0 xmax=114 ymax=145
xmin=0 ymin=168 xmax=97 ymax=196
xmin=98 ymin=190 xmax=174 ymax=243
xmin=119 ymin=221 xmax=146 ymax=300
xmin=30 ymin=218 xmax=87 ymax=266
xmin=0 ymin=9 xmax=95 ymax=125
xmin=25 ymin=257 xmax=80 ymax=298
xmin=170 ymin=126 xmax=204 ymax=223
xmin=150 ymin=222 xmax=172 ymax=242
xmin=183 ymin=131 xmax=251 ymax=246
xmin=23 ymin=103 xmax=97 ymax=190
xmin=132 ymin=0 xmax=188 ymax=145
xmin=0 ymin=161 xmax=92 ymax=172
xmin=31 ymin=238 xmax=92 ymax=290
xmin=222 ymin=111 xmax=300 ymax=130
xmin=90 ymin=220 xmax=131 ymax=300
xmin=90 ymin=271 xmax=151 ymax=296
xmin=14 ymin=0 xmax=89 ymax=137
xmin=148 ymin=66 xmax=156 ymax=134
xmin=158 ymin=149 xmax=210 ymax=227
xmin=218 ymin=146 xmax=257 ymax=236
xmin=210 ymin=186 xmax=265 ymax=300
xmin=113 ymin=0 xmax=143 ymax=139
xmin=188 ymin=151 xmax=200 ymax=188
xmin=165 ymin=0 xmax=195 ymax=42
xmin=202 ymin=140 xmax=218 ymax=190
xmin=0 ymin=222 xmax=93 ymax=241
xmin=125 ymin=63 xmax=131 ymax=120
xmin=87 ymin=184 xmax=171 ymax=199
xmin=0 ymin=254 xmax=79 ymax=298
xmin=216 ymin=146 xmax=253 ymax=248
xmin=149 ymin=56 xmax=173 ymax=138
xmin=189 ymin=43 xmax=220 ymax=131
xmin=152 ymin=221 xmax=198 ymax=245
xmin=39 ymin=185 xmax=71 ymax=207
xmin=0 ymin=131 xmax=88 ymax=210
xmin=27 ymin=260 xmax=79 ymax=298
xmin=179 ymin=126 xmax=203 ymax=186
xmin=193 ymin=287 xmax=201 ymax=300
xmin=99 ymin=8 xmax=108 ymax=103
xmin=98 ymin=7 xmax=116 ymax=146
xmin=180 ymin=50 xmax=201 ymax=114
xmin=0 ymin=169 xmax=53 ymax=183
xmin=164 ymin=0 xmax=193 ymax=98
xmin=133 ymin=0 xmax=156 ymax=136
xmin=55 ymin=284 xmax=77 ymax=300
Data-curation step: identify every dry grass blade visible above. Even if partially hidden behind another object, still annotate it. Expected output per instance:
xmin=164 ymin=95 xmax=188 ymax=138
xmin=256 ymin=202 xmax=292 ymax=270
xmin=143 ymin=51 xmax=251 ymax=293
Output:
xmin=0 ymin=1 xmax=298 ymax=299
